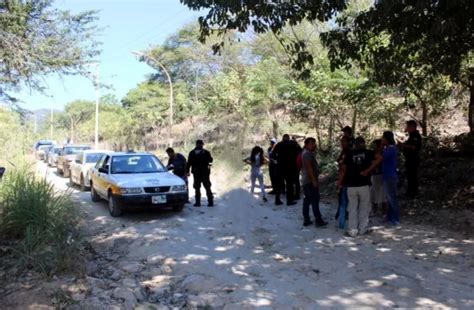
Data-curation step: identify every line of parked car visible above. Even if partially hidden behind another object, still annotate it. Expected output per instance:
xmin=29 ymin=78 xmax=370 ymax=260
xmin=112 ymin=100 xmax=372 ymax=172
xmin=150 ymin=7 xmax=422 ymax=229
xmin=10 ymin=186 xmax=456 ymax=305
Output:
xmin=34 ymin=141 xmax=188 ymax=217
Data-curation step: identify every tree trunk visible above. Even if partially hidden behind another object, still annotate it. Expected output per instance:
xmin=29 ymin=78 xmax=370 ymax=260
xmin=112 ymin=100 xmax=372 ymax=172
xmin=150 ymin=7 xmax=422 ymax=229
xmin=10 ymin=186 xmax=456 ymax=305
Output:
xmin=272 ymin=120 xmax=279 ymax=139
xmin=327 ymin=116 xmax=335 ymax=153
xmin=469 ymin=73 xmax=474 ymax=133
xmin=314 ymin=118 xmax=322 ymax=150
xmin=351 ymin=105 xmax=357 ymax=137
xmin=421 ymin=100 xmax=428 ymax=137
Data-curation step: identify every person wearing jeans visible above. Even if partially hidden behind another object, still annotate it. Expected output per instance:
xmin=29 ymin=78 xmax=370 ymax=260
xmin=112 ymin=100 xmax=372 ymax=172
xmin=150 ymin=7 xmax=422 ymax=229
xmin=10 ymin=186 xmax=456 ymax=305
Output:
xmin=338 ymin=137 xmax=375 ymax=237
xmin=244 ymin=146 xmax=268 ymax=202
xmin=300 ymin=137 xmax=328 ymax=228
xmin=336 ymin=136 xmax=351 ymax=228
xmin=362 ymin=131 xmax=400 ymax=225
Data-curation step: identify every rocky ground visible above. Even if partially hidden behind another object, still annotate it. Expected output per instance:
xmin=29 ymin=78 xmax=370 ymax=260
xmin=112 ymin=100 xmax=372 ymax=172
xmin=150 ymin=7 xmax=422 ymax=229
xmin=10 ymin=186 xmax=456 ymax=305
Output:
xmin=1 ymin=161 xmax=473 ymax=309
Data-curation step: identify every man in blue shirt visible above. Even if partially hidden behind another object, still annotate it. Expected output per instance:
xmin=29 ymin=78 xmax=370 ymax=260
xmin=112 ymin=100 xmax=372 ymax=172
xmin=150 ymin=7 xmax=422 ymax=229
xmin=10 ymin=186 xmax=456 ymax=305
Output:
xmin=362 ymin=131 xmax=400 ymax=225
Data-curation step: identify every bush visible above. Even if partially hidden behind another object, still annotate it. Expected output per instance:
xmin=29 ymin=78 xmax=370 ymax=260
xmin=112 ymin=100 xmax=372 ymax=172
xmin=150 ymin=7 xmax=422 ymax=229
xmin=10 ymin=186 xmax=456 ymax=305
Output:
xmin=0 ymin=168 xmax=80 ymax=275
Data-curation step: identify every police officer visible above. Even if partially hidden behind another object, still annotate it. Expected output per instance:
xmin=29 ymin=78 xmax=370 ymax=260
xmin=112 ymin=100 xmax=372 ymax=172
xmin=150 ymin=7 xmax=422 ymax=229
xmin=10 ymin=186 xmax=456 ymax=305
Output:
xmin=400 ymin=120 xmax=422 ymax=199
xmin=166 ymin=147 xmax=187 ymax=181
xmin=187 ymin=140 xmax=214 ymax=207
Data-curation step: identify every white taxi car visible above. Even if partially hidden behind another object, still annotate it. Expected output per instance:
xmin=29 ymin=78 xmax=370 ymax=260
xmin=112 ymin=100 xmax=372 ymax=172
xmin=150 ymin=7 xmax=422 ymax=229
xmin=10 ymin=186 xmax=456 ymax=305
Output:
xmin=90 ymin=152 xmax=188 ymax=217
xmin=69 ymin=150 xmax=112 ymax=191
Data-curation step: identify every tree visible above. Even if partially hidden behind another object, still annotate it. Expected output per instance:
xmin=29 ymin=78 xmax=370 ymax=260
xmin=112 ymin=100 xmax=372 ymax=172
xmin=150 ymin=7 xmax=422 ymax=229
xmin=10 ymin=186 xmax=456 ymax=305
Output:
xmin=245 ymin=57 xmax=292 ymax=137
xmin=0 ymin=0 xmax=100 ymax=101
xmin=57 ymin=100 xmax=95 ymax=143
xmin=181 ymin=0 xmax=474 ymax=131
xmin=321 ymin=0 xmax=474 ymax=132
xmin=180 ymin=0 xmax=347 ymax=77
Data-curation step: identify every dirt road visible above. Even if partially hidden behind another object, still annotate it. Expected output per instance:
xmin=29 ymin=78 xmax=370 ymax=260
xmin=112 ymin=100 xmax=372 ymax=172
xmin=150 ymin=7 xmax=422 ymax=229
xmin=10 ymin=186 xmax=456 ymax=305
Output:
xmin=26 ymin=162 xmax=474 ymax=308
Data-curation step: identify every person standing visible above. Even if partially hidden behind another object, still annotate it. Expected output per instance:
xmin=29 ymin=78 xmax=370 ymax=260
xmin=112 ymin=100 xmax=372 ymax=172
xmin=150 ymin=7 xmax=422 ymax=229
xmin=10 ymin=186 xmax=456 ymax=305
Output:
xmin=399 ymin=120 xmax=422 ymax=199
xmin=291 ymin=137 xmax=303 ymax=200
xmin=342 ymin=126 xmax=355 ymax=149
xmin=301 ymin=137 xmax=328 ymax=227
xmin=187 ymin=140 xmax=214 ymax=207
xmin=271 ymin=134 xmax=300 ymax=206
xmin=267 ymin=138 xmax=279 ymax=195
xmin=362 ymin=131 xmax=400 ymax=225
xmin=244 ymin=146 xmax=268 ymax=202
xmin=335 ymin=136 xmax=351 ymax=228
xmin=166 ymin=148 xmax=187 ymax=182
xmin=338 ymin=137 xmax=375 ymax=237
xmin=370 ymin=139 xmax=386 ymax=216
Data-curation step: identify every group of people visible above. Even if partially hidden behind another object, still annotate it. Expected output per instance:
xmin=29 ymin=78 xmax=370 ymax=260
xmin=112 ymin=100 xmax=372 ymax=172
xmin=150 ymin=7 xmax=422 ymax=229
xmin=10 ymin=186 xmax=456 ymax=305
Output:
xmin=335 ymin=121 xmax=421 ymax=236
xmin=243 ymin=121 xmax=422 ymax=237
xmin=167 ymin=121 xmax=422 ymax=237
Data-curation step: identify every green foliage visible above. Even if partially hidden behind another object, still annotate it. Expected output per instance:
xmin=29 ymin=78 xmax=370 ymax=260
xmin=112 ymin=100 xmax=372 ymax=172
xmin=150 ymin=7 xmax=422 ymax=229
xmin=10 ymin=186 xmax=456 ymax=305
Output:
xmin=0 ymin=167 xmax=80 ymax=274
xmin=0 ymin=107 xmax=34 ymax=163
xmin=0 ymin=0 xmax=100 ymax=101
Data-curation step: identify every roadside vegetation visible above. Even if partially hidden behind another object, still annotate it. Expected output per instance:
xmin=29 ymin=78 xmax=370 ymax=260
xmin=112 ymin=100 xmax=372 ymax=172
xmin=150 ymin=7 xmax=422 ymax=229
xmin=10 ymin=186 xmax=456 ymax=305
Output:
xmin=0 ymin=166 xmax=81 ymax=276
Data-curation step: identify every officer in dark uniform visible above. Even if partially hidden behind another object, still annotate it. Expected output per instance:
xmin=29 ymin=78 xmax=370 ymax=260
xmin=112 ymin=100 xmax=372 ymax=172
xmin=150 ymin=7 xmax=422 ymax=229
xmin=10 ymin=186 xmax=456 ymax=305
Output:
xmin=187 ymin=140 xmax=214 ymax=207
xmin=271 ymin=134 xmax=300 ymax=206
xmin=166 ymin=147 xmax=187 ymax=181
xmin=400 ymin=120 xmax=422 ymax=198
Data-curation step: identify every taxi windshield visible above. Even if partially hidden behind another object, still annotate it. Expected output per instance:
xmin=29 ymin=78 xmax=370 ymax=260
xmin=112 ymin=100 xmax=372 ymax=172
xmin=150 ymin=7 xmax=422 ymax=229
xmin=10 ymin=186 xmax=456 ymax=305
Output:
xmin=110 ymin=155 xmax=166 ymax=174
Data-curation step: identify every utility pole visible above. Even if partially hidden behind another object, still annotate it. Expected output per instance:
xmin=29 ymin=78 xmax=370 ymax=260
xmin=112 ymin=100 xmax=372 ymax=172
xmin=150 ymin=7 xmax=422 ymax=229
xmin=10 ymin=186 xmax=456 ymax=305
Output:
xmin=131 ymin=51 xmax=174 ymax=147
xmin=33 ymin=114 xmax=37 ymax=134
xmin=94 ymin=63 xmax=100 ymax=149
xmin=50 ymin=108 xmax=54 ymax=139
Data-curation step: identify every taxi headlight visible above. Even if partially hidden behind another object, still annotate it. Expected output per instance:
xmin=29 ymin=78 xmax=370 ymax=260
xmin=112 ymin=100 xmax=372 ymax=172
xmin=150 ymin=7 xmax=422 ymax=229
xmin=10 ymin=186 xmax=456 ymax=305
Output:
xmin=120 ymin=187 xmax=143 ymax=194
xmin=171 ymin=185 xmax=187 ymax=192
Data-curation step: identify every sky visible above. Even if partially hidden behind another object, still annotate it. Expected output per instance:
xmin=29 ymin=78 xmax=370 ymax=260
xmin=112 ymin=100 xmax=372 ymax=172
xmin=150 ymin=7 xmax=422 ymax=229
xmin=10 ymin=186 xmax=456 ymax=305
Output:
xmin=13 ymin=0 xmax=203 ymax=111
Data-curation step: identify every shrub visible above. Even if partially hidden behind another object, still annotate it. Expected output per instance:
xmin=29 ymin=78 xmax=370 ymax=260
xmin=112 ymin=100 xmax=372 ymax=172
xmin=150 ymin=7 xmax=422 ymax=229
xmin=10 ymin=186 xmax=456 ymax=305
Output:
xmin=0 ymin=168 xmax=80 ymax=275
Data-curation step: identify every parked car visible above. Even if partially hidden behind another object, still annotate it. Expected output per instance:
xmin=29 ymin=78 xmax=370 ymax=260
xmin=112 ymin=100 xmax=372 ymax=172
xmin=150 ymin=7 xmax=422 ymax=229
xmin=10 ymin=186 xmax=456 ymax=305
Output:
xmin=57 ymin=145 xmax=91 ymax=177
xmin=90 ymin=152 xmax=188 ymax=217
xmin=36 ymin=145 xmax=53 ymax=160
xmin=48 ymin=146 xmax=63 ymax=167
xmin=34 ymin=140 xmax=56 ymax=151
xmin=69 ymin=150 xmax=112 ymax=191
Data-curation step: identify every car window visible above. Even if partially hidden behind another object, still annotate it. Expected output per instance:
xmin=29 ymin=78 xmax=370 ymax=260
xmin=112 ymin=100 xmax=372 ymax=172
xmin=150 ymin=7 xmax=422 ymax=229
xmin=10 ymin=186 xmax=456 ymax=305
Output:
xmin=75 ymin=153 xmax=83 ymax=164
xmin=86 ymin=153 xmax=105 ymax=164
xmin=111 ymin=155 xmax=166 ymax=174
xmin=95 ymin=155 xmax=106 ymax=169
xmin=64 ymin=146 xmax=91 ymax=155
xmin=102 ymin=156 xmax=111 ymax=170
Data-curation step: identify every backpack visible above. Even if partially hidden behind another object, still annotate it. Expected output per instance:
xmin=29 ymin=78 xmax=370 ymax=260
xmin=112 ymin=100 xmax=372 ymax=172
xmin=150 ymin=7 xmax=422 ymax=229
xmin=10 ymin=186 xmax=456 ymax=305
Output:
xmin=296 ymin=151 xmax=303 ymax=170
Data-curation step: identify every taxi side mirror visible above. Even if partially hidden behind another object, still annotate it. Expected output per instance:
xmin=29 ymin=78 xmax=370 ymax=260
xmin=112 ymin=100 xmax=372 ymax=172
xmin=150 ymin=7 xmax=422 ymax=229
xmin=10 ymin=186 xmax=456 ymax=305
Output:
xmin=98 ymin=167 xmax=108 ymax=174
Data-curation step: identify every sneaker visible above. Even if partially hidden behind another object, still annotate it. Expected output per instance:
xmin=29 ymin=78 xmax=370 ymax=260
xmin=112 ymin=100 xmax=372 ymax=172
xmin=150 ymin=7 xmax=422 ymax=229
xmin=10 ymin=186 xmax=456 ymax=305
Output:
xmin=344 ymin=232 xmax=356 ymax=238
xmin=263 ymin=197 xmax=268 ymax=202
xmin=275 ymin=199 xmax=283 ymax=206
xmin=315 ymin=220 xmax=328 ymax=228
xmin=193 ymin=202 xmax=201 ymax=207
xmin=303 ymin=220 xmax=313 ymax=227
xmin=287 ymin=201 xmax=297 ymax=206
xmin=208 ymin=201 xmax=214 ymax=207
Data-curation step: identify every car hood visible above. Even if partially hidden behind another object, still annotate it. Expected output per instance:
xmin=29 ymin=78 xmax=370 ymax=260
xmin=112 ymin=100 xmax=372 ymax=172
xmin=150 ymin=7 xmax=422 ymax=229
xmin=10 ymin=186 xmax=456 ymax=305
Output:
xmin=110 ymin=172 xmax=185 ymax=188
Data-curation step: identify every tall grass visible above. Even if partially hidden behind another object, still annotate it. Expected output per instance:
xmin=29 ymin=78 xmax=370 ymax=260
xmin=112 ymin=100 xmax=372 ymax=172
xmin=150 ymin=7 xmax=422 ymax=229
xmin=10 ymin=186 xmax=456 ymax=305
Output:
xmin=0 ymin=168 xmax=80 ymax=275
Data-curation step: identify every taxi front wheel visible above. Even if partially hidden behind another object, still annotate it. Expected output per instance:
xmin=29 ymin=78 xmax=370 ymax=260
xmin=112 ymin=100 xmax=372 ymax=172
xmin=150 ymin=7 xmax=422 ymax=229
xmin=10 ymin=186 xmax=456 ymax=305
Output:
xmin=108 ymin=194 xmax=123 ymax=217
